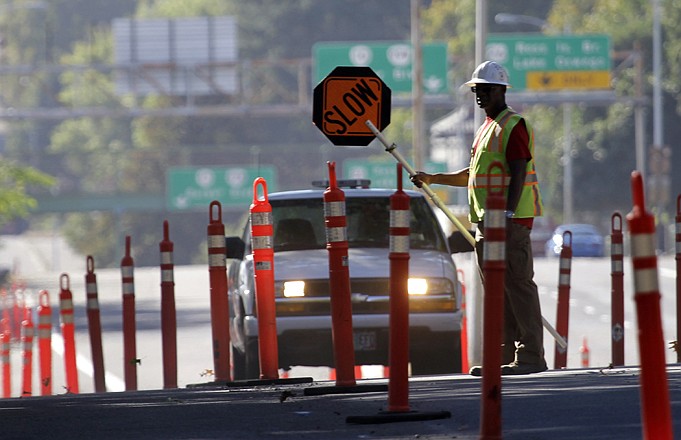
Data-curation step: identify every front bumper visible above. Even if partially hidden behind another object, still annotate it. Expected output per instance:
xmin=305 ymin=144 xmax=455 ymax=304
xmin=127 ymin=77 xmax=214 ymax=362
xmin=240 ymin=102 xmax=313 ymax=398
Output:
xmin=243 ymin=310 xmax=462 ymax=337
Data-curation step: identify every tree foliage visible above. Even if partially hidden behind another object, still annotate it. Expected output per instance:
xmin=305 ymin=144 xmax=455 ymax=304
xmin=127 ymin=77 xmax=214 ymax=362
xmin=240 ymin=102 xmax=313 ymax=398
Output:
xmin=0 ymin=160 xmax=54 ymax=227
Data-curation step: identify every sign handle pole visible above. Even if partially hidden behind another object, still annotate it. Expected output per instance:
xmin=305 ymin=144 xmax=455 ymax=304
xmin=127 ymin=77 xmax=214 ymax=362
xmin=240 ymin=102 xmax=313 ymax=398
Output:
xmin=366 ymin=120 xmax=567 ymax=350
xmin=365 ymin=120 xmax=475 ymax=248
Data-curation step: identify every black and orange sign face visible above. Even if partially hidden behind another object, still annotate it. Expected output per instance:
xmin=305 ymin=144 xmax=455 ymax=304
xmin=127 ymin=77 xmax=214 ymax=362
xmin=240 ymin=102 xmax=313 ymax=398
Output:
xmin=312 ymin=66 xmax=391 ymax=146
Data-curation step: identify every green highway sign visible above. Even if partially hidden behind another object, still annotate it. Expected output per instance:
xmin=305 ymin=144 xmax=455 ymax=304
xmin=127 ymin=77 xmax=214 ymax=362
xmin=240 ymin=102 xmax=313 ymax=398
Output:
xmin=167 ymin=166 xmax=277 ymax=210
xmin=313 ymin=41 xmax=448 ymax=95
xmin=342 ymin=159 xmax=447 ymax=189
xmin=486 ymin=34 xmax=611 ymax=91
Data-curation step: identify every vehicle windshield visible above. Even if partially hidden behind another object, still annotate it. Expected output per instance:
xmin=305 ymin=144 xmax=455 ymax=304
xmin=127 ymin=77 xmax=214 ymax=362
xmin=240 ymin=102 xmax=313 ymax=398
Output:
xmin=269 ymin=196 xmax=447 ymax=252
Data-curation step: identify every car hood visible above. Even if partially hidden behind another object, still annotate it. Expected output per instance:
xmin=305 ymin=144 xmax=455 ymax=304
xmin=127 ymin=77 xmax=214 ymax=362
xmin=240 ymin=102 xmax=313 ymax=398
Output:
xmin=272 ymin=248 xmax=450 ymax=280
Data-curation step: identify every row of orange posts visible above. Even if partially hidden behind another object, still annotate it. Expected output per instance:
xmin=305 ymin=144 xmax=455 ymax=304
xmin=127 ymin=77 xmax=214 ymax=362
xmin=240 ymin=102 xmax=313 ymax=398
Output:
xmin=0 ymin=279 xmax=80 ymax=397
xmin=0 ymin=225 xmax=182 ymax=397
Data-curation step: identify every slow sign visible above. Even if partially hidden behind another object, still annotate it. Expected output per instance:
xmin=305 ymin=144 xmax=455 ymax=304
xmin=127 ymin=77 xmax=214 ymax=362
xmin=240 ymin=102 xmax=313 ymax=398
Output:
xmin=312 ymin=66 xmax=391 ymax=146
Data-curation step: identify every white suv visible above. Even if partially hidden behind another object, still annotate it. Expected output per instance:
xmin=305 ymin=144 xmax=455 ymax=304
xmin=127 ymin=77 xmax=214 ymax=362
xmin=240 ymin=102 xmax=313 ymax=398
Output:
xmin=226 ymin=181 xmax=463 ymax=379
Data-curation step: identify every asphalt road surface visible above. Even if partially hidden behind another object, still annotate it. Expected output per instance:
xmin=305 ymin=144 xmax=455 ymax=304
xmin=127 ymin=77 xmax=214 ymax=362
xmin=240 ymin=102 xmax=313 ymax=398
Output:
xmin=1 ymin=366 xmax=680 ymax=439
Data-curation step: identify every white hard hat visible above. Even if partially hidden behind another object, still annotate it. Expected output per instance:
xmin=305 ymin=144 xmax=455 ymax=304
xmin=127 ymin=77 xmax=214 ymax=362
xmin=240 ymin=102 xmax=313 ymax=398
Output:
xmin=464 ymin=61 xmax=512 ymax=87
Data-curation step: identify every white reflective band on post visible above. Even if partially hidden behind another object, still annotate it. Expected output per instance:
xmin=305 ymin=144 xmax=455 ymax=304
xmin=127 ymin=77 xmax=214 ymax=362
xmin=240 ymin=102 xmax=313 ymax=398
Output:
xmin=209 ymin=253 xmax=225 ymax=267
xmin=677 ymin=242 xmax=681 ymax=254
xmin=325 ymin=226 xmax=347 ymax=243
xmin=23 ymin=327 xmax=34 ymax=338
xmin=38 ymin=329 xmax=50 ymax=338
xmin=123 ymin=282 xmax=135 ymax=295
xmin=61 ymin=314 xmax=74 ymax=324
xmin=251 ymin=212 xmax=272 ymax=226
xmin=611 ymin=260 xmax=624 ymax=273
xmin=324 ymin=201 xmax=345 ymax=217
xmin=87 ymin=298 xmax=99 ymax=310
xmin=252 ymin=235 xmax=273 ymax=250
xmin=1 ymin=356 xmax=8 ymax=363
xmin=86 ymin=282 xmax=97 ymax=294
xmin=677 ymin=221 xmax=681 ymax=234
xmin=161 ymin=252 xmax=173 ymax=265
xmin=161 ymin=270 xmax=174 ymax=283
xmin=611 ymin=243 xmax=623 ymax=256
xmin=121 ymin=266 xmax=134 ymax=278
xmin=631 ymin=233 xmax=656 ymax=258
xmin=390 ymin=210 xmax=410 ymax=228
xmin=486 ymin=210 xmax=505 ymax=228
xmin=484 ymin=241 xmax=505 ymax=262
xmin=634 ymin=267 xmax=659 ymax=294
xmin=559 ymin=258 xmax=571 ymax=270
xmin=207 ymin=235 xmax=224 ymax=249
xmin=390 ymin=235 xmax=410 ymax=253
xmin=60 ymin=298 xmax=74 ymax=310
xmin=38 ymin=315 xmax=51 ymax=325
xmin=559 ymin=273 xmax=571 ymax=285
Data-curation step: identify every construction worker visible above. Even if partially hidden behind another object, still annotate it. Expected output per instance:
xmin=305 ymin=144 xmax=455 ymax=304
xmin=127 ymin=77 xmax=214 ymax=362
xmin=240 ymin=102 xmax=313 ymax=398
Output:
xmin=411 ymin=61 xmax=547 ymax=376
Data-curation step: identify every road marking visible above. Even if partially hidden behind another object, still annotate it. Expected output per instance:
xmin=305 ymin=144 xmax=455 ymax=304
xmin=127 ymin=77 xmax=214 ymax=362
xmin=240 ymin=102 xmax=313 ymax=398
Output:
xmin=51 ymin=330 xmax=126 ymax=392
xmin=659 ymin=267 xmax=675 ymax=279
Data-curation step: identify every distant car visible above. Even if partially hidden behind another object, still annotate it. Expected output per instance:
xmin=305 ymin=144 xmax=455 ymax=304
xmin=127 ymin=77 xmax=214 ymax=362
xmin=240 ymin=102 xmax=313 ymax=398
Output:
xmin=225 ymin=180 xmax=463 ymax=379
xmin=544 ymin=223 xmax=605 ymax=257
xmin=530 ymin=216 xmax=556 ymax=257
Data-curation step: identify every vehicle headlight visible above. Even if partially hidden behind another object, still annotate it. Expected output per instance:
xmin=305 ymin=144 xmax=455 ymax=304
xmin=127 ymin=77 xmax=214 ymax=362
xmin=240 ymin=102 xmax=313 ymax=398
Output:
xmin=408 ymin=277 xmax=454 ymax=295
xmin=408 ymin=278 xmax=428 ymax=295
xmin=282 ymin=280 xmax=305 ymax=298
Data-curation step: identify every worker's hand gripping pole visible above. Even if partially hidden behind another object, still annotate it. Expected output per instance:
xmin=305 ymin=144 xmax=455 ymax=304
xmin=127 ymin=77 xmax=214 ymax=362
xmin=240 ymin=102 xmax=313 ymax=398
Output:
xmin=366 ymin=120 xmax=567 ymax=350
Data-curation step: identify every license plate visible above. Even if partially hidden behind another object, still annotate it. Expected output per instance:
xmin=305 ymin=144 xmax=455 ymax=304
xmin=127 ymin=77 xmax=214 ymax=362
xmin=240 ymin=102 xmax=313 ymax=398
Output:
xmin=353 ymin=331 xmax=377 ymax=351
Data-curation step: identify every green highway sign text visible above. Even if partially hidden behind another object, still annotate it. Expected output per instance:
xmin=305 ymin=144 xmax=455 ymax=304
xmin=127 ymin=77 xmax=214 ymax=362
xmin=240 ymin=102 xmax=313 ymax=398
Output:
xmin=313 ymin=41 xmax=448 ymax=95
xmin=167 ymin=166 xmax=277 ymax=210
xmin=486 ymin=34 xmax=611 ymax=91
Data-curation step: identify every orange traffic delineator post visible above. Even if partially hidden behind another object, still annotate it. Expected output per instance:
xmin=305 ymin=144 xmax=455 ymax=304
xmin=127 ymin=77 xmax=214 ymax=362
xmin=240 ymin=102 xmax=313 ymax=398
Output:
xmin=21 ymin=308 xmax=34 ymax=397
xmin=457 ymin=269 xmax=469 ymax=373
xmin=626 ymin=171 xmax=673 ymax=440
xmin=159 ymin=221 xmax=178 ymax=389
xmin=323 ymin=161 xmax=356 ymax=387
xmin=479 ymin=162 xmax=507 ymax=440
xmin=207 ymin=201 xmax=231 ymax=383
xmin=85 ymin=256 xmax=106 ymax=393
xmin=0 ymin=329 xmax=9 ymax=398
xmin=387 ymin=166 xmax=411 ymax=412
xmin=347 ymin=164 xmax=450 ymax=424
xmin=250 ymin=178 xmax=279 ymax=380
xmin=610 ymin=213 xmax=625 ymax=366
xmin=554 ymin=231 xmax=572 ymax=369
xmin=12 ymin=288 xmax=23 ymax=343
xmin=579 ymin=336 xmax=590 ymax=368
xmin=37 ymin=290 xmax=52 ymax=396
xmin=676 ymin=194 xmax=681 ymax=364
xmin=121 ymin=236 xmax=138 ymax=391
xmin=59 ymin=274 xmax=79 ymax=394
xmin=306 ymin=162 xmax=386 ymax=397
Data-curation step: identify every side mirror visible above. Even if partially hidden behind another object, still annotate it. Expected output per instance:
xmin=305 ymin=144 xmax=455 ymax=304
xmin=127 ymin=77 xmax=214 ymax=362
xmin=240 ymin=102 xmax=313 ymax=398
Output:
xmin=225 ymin=236 xmax=246 ymax=260
xmin=448 ymin=230 xmax=475 ymax=254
